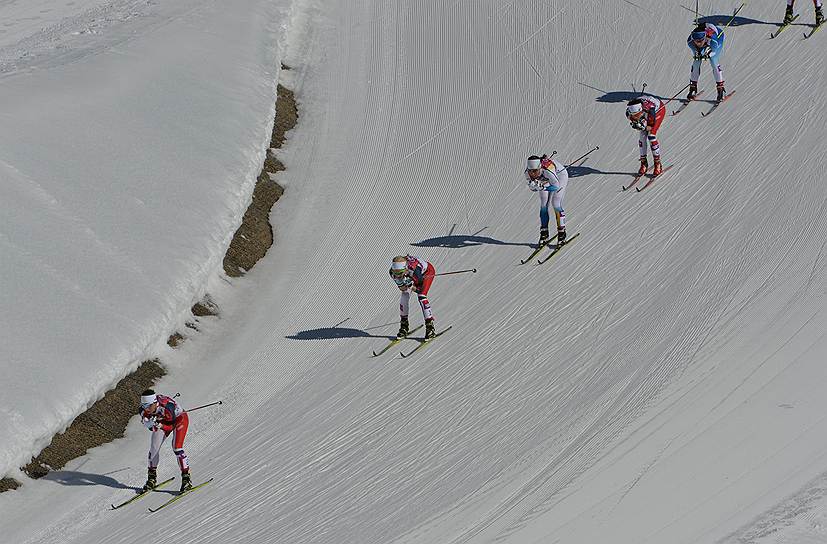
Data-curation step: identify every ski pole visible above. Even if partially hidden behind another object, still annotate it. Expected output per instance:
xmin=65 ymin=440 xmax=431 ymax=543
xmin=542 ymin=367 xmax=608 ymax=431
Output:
xmin=565 ymin=146 xmax=600 ymax=167
xmin=435 ymin=269 xmax=477 ymax=276
xmin=187 ymin=400 xmax=223 ymax=413
xmin=656 ymin=83 xmax=692 ymax=113
xmin=723 ymin=2 xmax=746 ymax=30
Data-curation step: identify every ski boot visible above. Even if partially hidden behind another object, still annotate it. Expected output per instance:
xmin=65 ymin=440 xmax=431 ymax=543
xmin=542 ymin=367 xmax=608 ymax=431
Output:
xmin=716 ymin=81 xmax=726 ymax=103
xmin=141 ymin=467 xmax=157 ymax=493
xmin=396 ymin=316 xmax=410 ymax=339
xmin=180 ymin=471 xmax=192 ymax=493
xmin=538 ymin=227 xmax=550 ymax=247
xmin=557 ymin=227 xmax=567 ymax=246
xmin=817 ymin=6 xmax=824 ymax=26
xmin=783 ymin=5 xmax=795 ymax=25
xmin=652 ymin=157 xmax=663 ymax=176
xmin=637 ymin=156 xmax=648 ymax=176
xmin=687 ymin=81 xmax=698 ymax=100
xmin=424 ymin=319 xmax=436 ymax=340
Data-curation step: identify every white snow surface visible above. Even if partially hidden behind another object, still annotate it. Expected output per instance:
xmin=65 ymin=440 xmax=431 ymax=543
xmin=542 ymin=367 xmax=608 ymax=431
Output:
xmin=2 ymin=1 xmax=827 ymax=543
xmin=0 ymin=0 xmax=293 ymax=478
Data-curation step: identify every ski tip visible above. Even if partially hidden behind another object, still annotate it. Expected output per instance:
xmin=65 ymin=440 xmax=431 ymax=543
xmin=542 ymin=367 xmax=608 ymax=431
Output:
xmin=635 ymin=186 xmax=643 ymax=192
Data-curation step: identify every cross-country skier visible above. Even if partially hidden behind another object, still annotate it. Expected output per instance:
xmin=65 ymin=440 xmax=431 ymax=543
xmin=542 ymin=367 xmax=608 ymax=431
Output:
xmin=390 ymin=255 xmax=436 ymax=339
xmin=784 ymin=0 xmax=824 ymax=26
xmin=625 ymin=96 xmax=665 ymax=176
xmin=138 ymin=390 xmax=192 ymax=493
xmin=687 ymin=22 xmax=727 ymax=102
xmin=525 ymin=154 xmax=569 ymax=247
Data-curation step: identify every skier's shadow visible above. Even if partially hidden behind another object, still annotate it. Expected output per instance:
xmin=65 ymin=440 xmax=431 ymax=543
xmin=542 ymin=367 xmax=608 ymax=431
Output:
xmin=411 ymin=235 xmax=532 ymax=249
xmin=594 ymin=91 xmax=648 ymax=104
xmin=696 ymin=15 xmax=775 ymax=28
xmin=568 ymin=165 xmax=635 ymax=179
xmin=44 ymin=470 xmax=131 ymax=490
xmin=286 ymin=328 xmax=392 ymax=341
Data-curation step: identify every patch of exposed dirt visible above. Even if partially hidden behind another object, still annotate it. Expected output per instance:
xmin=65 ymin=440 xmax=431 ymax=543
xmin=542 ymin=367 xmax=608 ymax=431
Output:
xmin=0 ymin=478 xmax=21 ymax=492
xmin=223 ymin=84 xmax=295 ymax=277
xmin=23 ymin=360 xmax=165 ymax=479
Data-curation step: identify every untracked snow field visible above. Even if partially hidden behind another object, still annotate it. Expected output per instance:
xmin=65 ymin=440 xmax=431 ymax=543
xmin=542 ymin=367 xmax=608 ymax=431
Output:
xmin=2 ymin=1 xmax=827 ymax=543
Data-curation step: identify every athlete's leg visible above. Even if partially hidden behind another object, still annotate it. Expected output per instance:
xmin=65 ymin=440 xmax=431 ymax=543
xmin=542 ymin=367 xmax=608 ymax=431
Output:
xmin=171 ymin=413 xmax=190 ymax=473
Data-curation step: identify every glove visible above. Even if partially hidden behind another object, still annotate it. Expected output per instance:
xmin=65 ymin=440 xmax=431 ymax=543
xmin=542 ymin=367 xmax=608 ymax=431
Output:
xmin=630 ymin=119 xmax=645 ymax=131
xmin=527 ymin=180 xmax=542 ymax=192
xmin=143 ymin=417 xmax=158 ymax=431
xmin=694 ymin=46 xmax=711 ymax=59
xmin=545 ymin=184 xmax=560 ymax=193
xmin=394 ymin=276 xmax=412 ymax=290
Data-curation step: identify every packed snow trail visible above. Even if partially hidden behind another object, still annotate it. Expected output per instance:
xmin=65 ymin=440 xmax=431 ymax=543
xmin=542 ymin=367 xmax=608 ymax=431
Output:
xmin=2 ymin=1 xmax=827 ymax=544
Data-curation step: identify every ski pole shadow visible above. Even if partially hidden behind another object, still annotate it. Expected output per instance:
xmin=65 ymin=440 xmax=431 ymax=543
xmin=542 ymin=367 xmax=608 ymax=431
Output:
xmin=43 ymin=470 xmax=132 ymax=490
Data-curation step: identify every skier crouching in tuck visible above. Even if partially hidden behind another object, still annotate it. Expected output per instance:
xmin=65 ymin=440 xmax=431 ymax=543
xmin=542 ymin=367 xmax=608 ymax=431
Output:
xmin=138 ymin=389 xmax=192 ymax=493
xmin=525 ymin=154 xmax=569 ymax=247
xmin=625 ymin=96 xmax=665 ymax=177
xmin=390 ymin=255 xmax=436 ymax=339
xmin=687 ymin=22 xmax=727 ymax=102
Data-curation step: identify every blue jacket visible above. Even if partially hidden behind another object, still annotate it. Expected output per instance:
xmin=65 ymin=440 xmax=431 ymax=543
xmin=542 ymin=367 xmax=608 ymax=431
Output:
xmin=687 ymin=23 xmax=724 ymax=58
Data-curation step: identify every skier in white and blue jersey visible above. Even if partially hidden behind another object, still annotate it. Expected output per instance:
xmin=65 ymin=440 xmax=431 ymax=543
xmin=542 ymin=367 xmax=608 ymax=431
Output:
xmin=525 ymin=154 xmax=568 ymax=247
xmin=686 ymin=23 xmax=727 ymax=102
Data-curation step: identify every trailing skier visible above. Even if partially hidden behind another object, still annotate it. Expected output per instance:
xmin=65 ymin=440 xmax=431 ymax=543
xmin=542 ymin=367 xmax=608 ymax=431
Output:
xmin=138 ymin=390 xmax=193 ymax=494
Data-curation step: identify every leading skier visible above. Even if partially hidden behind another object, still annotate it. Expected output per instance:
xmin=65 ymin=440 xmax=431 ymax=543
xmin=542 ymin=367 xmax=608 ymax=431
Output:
xmin=686 ymin=22 xmax=727 ymax=102
xmin=138 ymin=390 xmax=192 ymax=493
xmin=390 ymin=255 xmax=437 ymax=340
xmin=525 ymin=154 xmax=569 ymax=247
xmin=625 ymin=96 xmax=665 ymax=177
xmin=784 ymin=1 xmax=824 ymax=26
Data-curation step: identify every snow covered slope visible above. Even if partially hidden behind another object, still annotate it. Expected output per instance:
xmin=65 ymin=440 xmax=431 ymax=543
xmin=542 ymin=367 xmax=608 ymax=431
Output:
xmin=0 ymin=0 xmax=293 ymax=478
xmin=2 ymin=1 xmax=827 ymax=543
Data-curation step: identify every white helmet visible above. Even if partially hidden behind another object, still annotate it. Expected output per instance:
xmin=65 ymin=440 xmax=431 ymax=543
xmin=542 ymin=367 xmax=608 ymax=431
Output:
xmin=140 ymin=390 xmax=157 ymax=410
xmin=625 ymin=102 xmax=643 ymax=119
xmin=526 ymin=156 xmax=542 ymax=170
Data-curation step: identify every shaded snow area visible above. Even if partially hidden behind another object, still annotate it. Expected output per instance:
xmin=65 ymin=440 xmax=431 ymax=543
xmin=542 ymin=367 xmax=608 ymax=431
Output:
xmin=2 ymin=1 xmax=827 ymax=543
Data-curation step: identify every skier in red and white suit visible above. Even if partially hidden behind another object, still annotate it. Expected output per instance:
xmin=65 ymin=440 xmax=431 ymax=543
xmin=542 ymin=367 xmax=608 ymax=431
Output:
xmin=390 ymin=255 xmax=436 ymax=339
xmin=138 ymin=389 xmax=192 ymax=493
xmin=625 ymin=95 xmax=665 ymax=176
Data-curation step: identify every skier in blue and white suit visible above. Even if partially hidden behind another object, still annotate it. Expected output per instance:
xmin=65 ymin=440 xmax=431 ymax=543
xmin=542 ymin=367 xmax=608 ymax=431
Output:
xmin=686 ymin=23 xmax=727 ymax=102
xmin=525 ymin=154 xmax=568 ymax=247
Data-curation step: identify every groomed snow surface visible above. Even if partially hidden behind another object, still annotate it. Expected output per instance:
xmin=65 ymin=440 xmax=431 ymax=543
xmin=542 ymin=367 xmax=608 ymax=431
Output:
xmin=2 ymin=1 xmax=827 ymax=543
